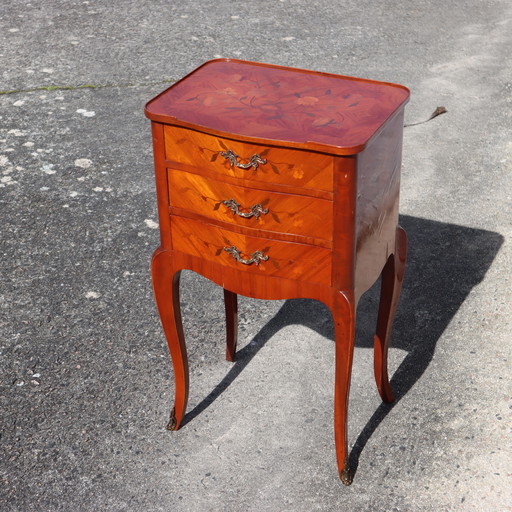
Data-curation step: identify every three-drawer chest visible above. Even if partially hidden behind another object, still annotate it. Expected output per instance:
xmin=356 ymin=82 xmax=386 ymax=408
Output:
xmin=145 ymin=59 xmax=409 ymax=484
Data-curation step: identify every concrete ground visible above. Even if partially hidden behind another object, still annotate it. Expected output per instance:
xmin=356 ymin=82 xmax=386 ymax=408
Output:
xmin=1 ymin=1 xmax=511 ymax=510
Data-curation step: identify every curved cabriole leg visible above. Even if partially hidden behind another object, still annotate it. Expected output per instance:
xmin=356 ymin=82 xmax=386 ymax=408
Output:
xmin=151 ymin=248 xmax=189 ymax=431
xmin=373 ymin=226 xmax=408 ymax=403
xmin=332 ymin=290 xmax=357 ymax=485
xmin=224 ymin=289 xmax=238 ymax=362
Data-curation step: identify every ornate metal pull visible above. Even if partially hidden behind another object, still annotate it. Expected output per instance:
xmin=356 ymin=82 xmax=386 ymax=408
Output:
xmin=220 ymin=149 xmax=267 ymax=170
xmin=223 ymin=246 xmax=269 ymax=266
xmin=222 ymin=199 xmax=269 ymax=219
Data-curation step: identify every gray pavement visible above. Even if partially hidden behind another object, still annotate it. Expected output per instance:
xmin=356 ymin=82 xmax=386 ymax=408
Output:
xmin=1 ymin=1 xmax=511 ymax=511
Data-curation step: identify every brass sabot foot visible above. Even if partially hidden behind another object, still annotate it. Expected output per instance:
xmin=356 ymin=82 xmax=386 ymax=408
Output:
xmin=165 ymin=408 xmax=177 ymax=431
xmin=340 ymin=464 xmax=354 ymax=486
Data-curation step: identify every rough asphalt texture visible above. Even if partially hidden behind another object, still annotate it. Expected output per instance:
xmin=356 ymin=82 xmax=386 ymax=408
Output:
xmin=1 ymin=1 xmax=511 ymax=511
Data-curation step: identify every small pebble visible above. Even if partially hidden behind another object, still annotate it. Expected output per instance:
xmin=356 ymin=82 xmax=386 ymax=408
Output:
xmin=74 ymin=158 xmax=92 ymax=169
xmin=76 ymin=109 xmax=95 ymax=117
xmin=144 ymin=219 xmax=159 ymax=229
xmin=7 ymin=129 xmax=26 ymax=136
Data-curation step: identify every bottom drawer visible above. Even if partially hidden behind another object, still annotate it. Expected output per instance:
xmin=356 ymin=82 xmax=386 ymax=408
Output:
xmin=171 ymin=216 xmax=332 ymax=286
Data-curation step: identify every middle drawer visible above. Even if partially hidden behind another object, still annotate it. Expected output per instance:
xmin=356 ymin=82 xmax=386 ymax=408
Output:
xmin=168 ymin=169 xmax=333 ymax=242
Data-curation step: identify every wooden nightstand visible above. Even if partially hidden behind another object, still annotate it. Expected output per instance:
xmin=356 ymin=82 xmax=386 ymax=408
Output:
xmin=145 ymin=59 xmax=409 ymax=484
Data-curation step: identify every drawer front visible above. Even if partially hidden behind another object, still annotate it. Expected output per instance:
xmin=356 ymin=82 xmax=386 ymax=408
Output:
xmin=171 ymin=216 xmax=332 ymax=286
xmin=164 ymin=125 xmax=334 ymax=192
xmin=168 ymin=170 xmax=333 ymax=242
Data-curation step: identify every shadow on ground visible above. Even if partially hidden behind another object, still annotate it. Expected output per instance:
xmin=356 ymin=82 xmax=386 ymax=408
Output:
xmin=180 ymin=214 xmax=504 ymax=476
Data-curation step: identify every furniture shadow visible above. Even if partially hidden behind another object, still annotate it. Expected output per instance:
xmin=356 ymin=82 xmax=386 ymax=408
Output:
xmin=183 ymin=215 xmax=503 ymax=475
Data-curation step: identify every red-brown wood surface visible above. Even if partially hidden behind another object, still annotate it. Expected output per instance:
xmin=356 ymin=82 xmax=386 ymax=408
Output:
xmin=167 ymin=169 xmax=333 ymax=242
xmin=354 ymin=110 xmax=405 ymax=298
xmin=151 ymin=249 xmax=188 ymax=431
xmin=170 ymin=215 xmax=332 ymax=286
xmin=146 ymin=59 xmax=410 ymax=154
xmin=223 ymin=289 xmax=238 ymax=362
xmin=164 ymin=125 xmax=334 ymax=192
xmin=151 ymin=123 xmax=172 ymax=248
xmin=374 ymin=226 xmax=407 ymax=403
xmin=160 ymin=249 xmax=333 ymax=301
xmin=333 ymin=290 xmax=357 ymax=485
xmin=147 ymin=59 xmax=409 ymax=485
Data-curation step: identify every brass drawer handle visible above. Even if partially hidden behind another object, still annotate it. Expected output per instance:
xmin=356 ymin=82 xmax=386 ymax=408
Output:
xmin=220 ymin=149 xmax=268 ymax=170
xmin=222 ymin=199 xmax=269 ymax=219
xmin=223 ymin=246 xmax=269 ymax=266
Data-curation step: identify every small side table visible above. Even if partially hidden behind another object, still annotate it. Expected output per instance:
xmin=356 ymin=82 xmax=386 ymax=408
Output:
xmin=145 ymin=59 xmax=409 ymax=484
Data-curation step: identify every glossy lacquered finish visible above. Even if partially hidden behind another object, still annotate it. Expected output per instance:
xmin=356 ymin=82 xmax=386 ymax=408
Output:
xmin=146 ymin=59 xmax=409 ymax=484
xmin=146 ymin=59 xmax=410 ymax=154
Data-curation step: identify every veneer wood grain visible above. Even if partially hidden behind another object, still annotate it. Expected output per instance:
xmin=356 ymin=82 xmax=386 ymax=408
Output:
xmin=167 ymin=169 xmax=333 ymax=241
xmin=164 ymin=125 xmax=334 ymax=192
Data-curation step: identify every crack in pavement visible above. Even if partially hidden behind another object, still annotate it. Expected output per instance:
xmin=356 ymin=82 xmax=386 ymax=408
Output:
xmin=0 ymin=78 xmax=177 ymax=96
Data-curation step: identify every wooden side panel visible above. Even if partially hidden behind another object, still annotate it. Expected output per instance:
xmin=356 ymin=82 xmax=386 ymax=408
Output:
xmin=150 ymin=122 xmax=172 ymax=249
xmin=170 ymin=216 xmax=332 ymax=286
xmin=164 ymin=125 xmax=334 ymax=192
xmin=354 ymin=110 xmax=405 ymax=297
xmin=332 ymin=156 xmax=358 ymax=293
xmin=168 ymin=170 xmax=333 ymax=241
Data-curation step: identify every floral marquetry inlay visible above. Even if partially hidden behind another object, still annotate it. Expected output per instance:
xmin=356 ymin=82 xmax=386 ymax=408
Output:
xmin=145 ymin=59 xmax=409 ymax=154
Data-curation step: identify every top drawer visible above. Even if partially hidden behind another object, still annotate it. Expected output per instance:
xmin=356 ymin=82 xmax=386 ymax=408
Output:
xmin=163 ymin=125 xmax=334 ymax=193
